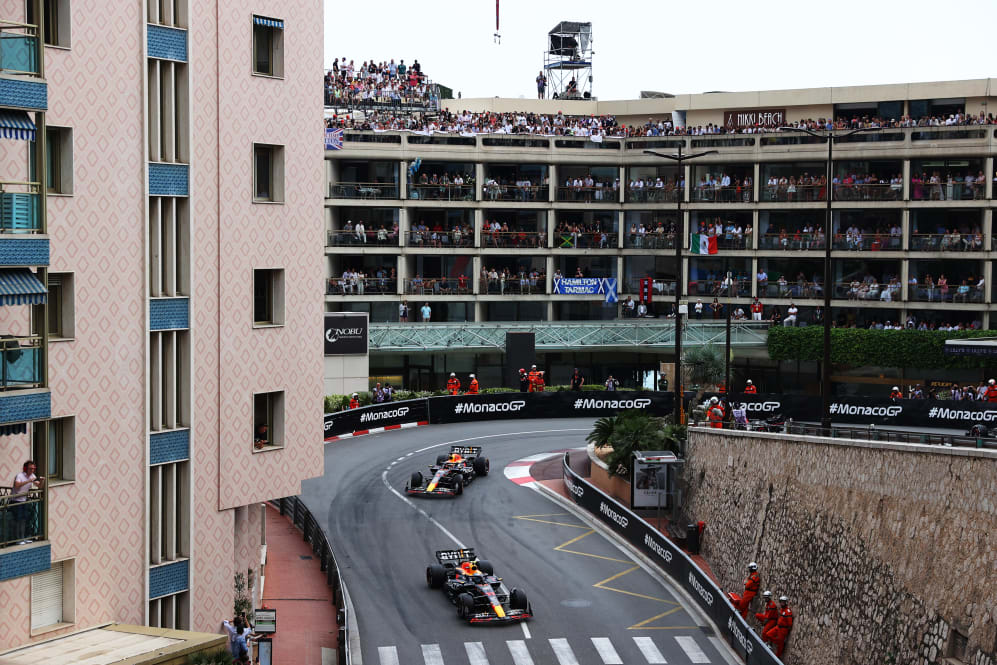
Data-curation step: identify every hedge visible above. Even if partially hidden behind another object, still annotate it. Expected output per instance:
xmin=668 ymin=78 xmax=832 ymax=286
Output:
xmin=767 ymin=326 xmax=997 ymax=369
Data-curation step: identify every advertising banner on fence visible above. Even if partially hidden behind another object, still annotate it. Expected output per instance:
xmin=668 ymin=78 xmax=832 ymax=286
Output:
xmin=552 ymin=277 xmax=618 ymax=303
xmin=324 ymin=399 xmax=429 ymax=439
xmin=561 ymin=453 xmax=779 ymax=665
xmin=427 ymin=391 xmax=672 ymax=425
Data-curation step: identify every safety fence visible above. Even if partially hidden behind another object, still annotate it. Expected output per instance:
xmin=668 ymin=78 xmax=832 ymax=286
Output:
xmin=561 ymin=452 xmax=781 ymax=665
xmin=269 ymin=496 xmax=351 ymax=665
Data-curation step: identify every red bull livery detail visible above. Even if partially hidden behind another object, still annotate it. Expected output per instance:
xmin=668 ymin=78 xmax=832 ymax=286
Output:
xmin=426 ymin=548 xmax=533 ymax=624
xmin=405 ymin=446 xmax=490 ymax=498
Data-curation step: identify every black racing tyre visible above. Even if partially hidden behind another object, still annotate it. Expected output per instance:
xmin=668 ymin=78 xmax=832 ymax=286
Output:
xmin=426 ymin=564 xmax=446 ymax=588
xmin=409 ymin=471 xmax=423 ymax=489
xmin=457 ymin=592 xmax=475 ymax=619
xmin=510 ymin=588 xmax=528 ymax=610
xmin=454 ymin=475 xmax=463 ymax=496
xmin=436 ymin=454 xmax=449 ymax=465
xmin=473 ymin=456 xmax=489 ymax=476
xmin=476 ymin=559 xmax=494 ymax=575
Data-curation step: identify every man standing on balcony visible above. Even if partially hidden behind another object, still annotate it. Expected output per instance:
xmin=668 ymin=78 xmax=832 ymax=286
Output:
xmin=420 ymin=302 xmax=432 ymax=322
xmin=11 ymin=460 xmax=43 ymax=544
xmin=751 ymin=297 xmax=764 ymax=321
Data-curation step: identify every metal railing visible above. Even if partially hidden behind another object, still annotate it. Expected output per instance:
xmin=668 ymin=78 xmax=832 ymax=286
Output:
xmin=270 ymin=496 xmax=350 ymax=665
xmin=325 ymin=278 xmax=396 ymax=295
xmin=327 ymin=230 xmax=399 ymax=247
xmin=556 ymin=186 xmax=619 ymax=203
xmin=552 ymin=231 xmax=616 ymax=249
xmin=910 ymin=180 xmax=986 ymax=201
xmin=328 ymin=183 xmax=400 ymax=200
xmin=831 ymin=183 xmax=902 ymax=201
xmin=759 ymin=184 xmax=826 ymax=202
xmin=0 ymin=182 xmax=42 ymax=233
xmin=757 ymin=281 xmax=824 ymax=299
xmin=831 ymin=234 xmax=903 ymax=251
xmin=0 ymin=487 xmax=44 ymax=548
xmin=0 ymin=20 xmax=40 ymax=75
xmin=407 ymin=230 xmax=473 ymax=248
xmin=908 ymin=283 xmax=982 ymax=303
xmin=369 ymin=320 xmax=771 ymax=351
xmin=624 ymin=188 xmax=680 ymax=203
xmin=481 ymin=231 xmax=547 ymax=248
xmin=758 ymin=234 xmax=825 ymax=250
xmin=835 ymin=281 xmax=901 ymax=301
xmin=623 ymin=279 xmax=676 ymax=297
xmin=402 ymin=277 xmax=471 ymax=295
xmin=408 ymin=184 xmax=474 ymax=202
xmin=482 ymin=184 xmax=548 ymax=202
xmin=0 ymin=337 xmax=44 ymax=390
xmin=782 ymin=423 xmax=996 ymax=449
xmin=691 ymin=185 xmax=754 ymax=203
xmin=688 ymin=279 xmax=746 ymax=298
xmin=909 ymin=234 xmax=984 ymax=252
xmin=624 ymin=234 xmax=676 ymax=250
xmin=480 ymin=277 xmax=547 ymax=295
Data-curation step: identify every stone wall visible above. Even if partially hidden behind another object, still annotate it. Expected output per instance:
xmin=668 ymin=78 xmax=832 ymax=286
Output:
xmin=683 ymin=428 xmax=997 ymax=665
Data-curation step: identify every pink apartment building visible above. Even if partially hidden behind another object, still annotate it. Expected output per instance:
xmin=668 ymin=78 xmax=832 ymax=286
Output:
xmin=0 ymin=0 xmax=323 ymax=648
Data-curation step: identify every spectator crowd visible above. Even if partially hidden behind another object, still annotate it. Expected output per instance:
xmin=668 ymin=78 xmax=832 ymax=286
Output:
xmin=325 ymin=58 xmax=437 ymax=108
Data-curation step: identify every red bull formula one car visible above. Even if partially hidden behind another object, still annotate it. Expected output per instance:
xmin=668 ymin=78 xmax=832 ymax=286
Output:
xmin=405 ymin=446 xmax=490 ymax=498
xmin=426 ymin=548 xmax=532 ymax=623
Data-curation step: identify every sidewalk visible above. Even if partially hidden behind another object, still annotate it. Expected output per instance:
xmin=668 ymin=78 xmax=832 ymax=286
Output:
xmin=261 ymin=503 xmax=339 ymax=665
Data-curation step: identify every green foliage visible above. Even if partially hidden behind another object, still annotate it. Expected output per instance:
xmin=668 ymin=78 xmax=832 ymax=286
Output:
xmin=189 ymin=649 xmax=235 ymax=665
xmin=592 ymin=411 xmax=683 ymax=478
xmin=233 ymin=572 xmax=252 ymax=618
xmin=682 ymin=345 xmax=725 ymax=387
xmin=767 ymin=327 xmax=997 ymax=369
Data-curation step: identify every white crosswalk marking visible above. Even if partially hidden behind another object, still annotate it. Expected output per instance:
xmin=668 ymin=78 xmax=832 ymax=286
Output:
xmin=591 ymin=637 xmax=623 ymax=664
xmin=549 ymin=638 xmax=581 ymax=665
xmin=378 ymin=646 xmax=399 ymax=665
xmin=675 ymin=636 xmax=710 ymax=663
xmin=465 ymin=641 xmax=490 ymax=665
xmin=421 ymin=643 xmax=444 ymax=665
xmin=633 ymin=636 xmax=667 ymax=664
xmin=507 ymin=640 xmax=536 ymax=665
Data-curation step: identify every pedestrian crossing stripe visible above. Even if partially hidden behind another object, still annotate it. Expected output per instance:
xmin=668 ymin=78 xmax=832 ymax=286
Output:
xmin=375 ymin=635 xmax=714 ymax=664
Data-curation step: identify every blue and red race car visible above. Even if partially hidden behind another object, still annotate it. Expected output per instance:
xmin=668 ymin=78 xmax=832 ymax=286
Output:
xmin=406 ymin=446 xmax=490 ymax=498
xmin=426 ymin=548 xmax=532 ymax=623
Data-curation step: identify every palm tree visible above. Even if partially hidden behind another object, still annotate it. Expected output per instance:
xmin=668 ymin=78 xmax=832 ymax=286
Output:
xmin=589 ymin=411 xmax=686 ymax=477
xmin=683 ymin=345 xmax=725 ymax=408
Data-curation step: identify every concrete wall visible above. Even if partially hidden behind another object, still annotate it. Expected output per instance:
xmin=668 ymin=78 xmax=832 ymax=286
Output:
xmin=324 ymin=354 xmax=369 ymax=396
xmin=683 ymin=428 xmax=997 ymax=665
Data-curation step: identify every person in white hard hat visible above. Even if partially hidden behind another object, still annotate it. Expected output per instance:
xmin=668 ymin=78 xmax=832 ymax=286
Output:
xmin=467 ymin=374 xmax=479 ymax=394
xmin=755 ymin=590 xmax=778 ymax=638
xmin=744 ymin=379 xmax=757 ymax=394
xmin=447 ymin=372 xmax=461 ymax=395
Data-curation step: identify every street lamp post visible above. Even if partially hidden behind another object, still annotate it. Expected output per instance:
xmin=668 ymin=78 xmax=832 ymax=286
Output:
xmin=644 ymin=147 xmax=718 ymax=424
xmin=778 ymin=126 xmax=881 ymax=432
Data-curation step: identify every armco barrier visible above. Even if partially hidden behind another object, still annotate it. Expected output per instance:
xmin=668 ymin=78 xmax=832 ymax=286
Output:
xmin=324 ymin=391 xmax=674 ymax=439
xmin=561 ymin=452 xmax=781 ymax=665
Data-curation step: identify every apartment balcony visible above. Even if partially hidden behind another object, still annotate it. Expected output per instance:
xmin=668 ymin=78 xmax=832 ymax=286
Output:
xmin=327 ymin=230 xmax=400 ymax=248
xmin=909 ymin=234 xmax=984 ymax=253
xmin=328 ymin=182 xmax=399 ymax=200
xmin=408 ymin=183 xmax=474 ymax=202
xmin=403 ymin=277 xmax=472 ymax=296
xmin=0 ymin=20 xmax=40 ymax=76
xmin=0 ymin=181 xmax=42 ymax=238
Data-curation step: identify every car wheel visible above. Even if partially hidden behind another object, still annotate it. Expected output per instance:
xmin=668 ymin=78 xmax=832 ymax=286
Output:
xmin=409 ymin=471 xmax=423 ymax=489
xmin=426 ymin=564 xmax=446 ymax=589
xmin=436 ymin=454 xmax=449 ymax=465
xmin=473 ymin=456 xmax=489 ymax=476
xmin=457 ymin=592 xmax=474 ymax=619
xmin=510 ymin=588 xmax=528 ymax=610
xmin=476 ymin=559 xmax=494 ymax=575
xmin=454 ymin=475 xmax=463 ymax=496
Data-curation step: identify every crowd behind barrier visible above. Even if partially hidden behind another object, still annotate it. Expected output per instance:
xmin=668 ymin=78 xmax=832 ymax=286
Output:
xmin=325 ymin=58 xmax=438 ymax=110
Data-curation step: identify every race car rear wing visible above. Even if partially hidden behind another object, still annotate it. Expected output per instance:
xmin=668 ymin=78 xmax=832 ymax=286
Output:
xmin=450 ymin=445 xmax=482 ymax=457
xmin=436 ymin=547 xmax=477 ymax=564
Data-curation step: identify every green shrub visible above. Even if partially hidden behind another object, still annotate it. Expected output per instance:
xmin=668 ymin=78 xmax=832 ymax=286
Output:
xmin=590 ymin=411 xmax=684 ymax=477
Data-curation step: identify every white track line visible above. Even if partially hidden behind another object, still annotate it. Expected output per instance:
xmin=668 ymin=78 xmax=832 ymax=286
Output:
xmin=507 ymin=640 xmax=536 ymax=665
xmin=591 ymin=637 xmax=623 ymax=664
xmin=465 ymin=641 xmax=490 ymax=665
xmin=377 ymin=646 xmax=399 ymax=665
xmin=421 ymin=644 xmax=444 ymax=665
xmin=549 ymin=638 xmax=580 ymax=665
xmin=675 ymin=635 xmax=710 ymax=663
xmin=633 ymin=636 xmax=667 ymax=663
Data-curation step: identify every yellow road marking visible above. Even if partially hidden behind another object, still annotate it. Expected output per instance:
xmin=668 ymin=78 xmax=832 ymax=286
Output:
xmin=627 ymin=606 xmax=687 ymax=629
xmin=553 ymin=530 xmax=634 ymax=563
xmin=513 ymin=516 xmax=591 ymax=529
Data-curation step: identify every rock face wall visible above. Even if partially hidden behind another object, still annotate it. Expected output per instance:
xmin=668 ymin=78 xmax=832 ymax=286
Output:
xmin=683 ymin=429 xmax=997 ymax=665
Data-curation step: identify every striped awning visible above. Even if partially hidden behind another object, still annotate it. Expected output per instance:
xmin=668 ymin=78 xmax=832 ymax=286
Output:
xmin=0 ymin=423 xmax=27 ymax=436
xmin=253 ymin=15 xmax=283 ymax=29
xmin=0 ymin=109 xmax=36 ymax=142
xmin=0 ymin=269 xmax=46 ymax=306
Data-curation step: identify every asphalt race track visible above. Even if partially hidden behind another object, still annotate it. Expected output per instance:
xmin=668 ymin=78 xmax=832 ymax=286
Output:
xmin=299 ymin=418 xmax=736 ymax=665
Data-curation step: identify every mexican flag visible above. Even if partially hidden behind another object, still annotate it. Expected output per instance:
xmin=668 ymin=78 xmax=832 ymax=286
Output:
xmin=690 ymin=233 xmax=718 ymax=255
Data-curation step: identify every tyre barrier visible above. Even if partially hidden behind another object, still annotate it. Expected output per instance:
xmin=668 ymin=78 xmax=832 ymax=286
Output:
xmin=560 ymin=452 xmax=781 ymax=665
xmin=270 ymin=497 xmax=352 ymax=665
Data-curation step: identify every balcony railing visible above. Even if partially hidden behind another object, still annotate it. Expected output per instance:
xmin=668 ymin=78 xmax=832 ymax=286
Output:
xmin=403 ymin=277 xmax=472 ymax=295
xmin=908 ymin=283 xmax=983 ymax=303
xmin=760 ymin=184 xmax=826 ymax=202
xmin=910 ymin=180 xmax=986 ymax=201
xmin=623 ymin=279 xmax=676 ymax=297
xmin=329 ymin=182 xmax=400 ymax=200
xmin=758 ymin=281 xmax=824 ymax=299
xmin=553 ymin=231 xmax=616 ymax=249
xmin=691 ymin=185 xmax=754 ymax=203
xmin=831 ymin=234 xmax=903 ymax=251
xmin=0 ymin=336 xmax=43 ymax=390
xmin=0 ymin=21 xmax=40 ymax=75
xmin=0 ymin=182 xmax=42 ymax=233
xmin=408 ymin=230 xmax=473 ymax=248
xmin=327 ymin=230 xmax=400 ymax=247
xmin=556 ymin=186 xmax=619 ymax=203
xmin=326 ymin=278 xmax=397 ymax=295
xmin=408 ymin=184 xmax=474 ymax=202
xmin=481 ymin=231 xmax=547 ymax=248
xmin=481 ymin=276 xmax=547 ymax=295
xmin=624 ymin=233 xmax=676 ymax=250
xmin=688 ymin=279 xmax=748 ymax=297
xmin=909 ymin=234 xmax=984 ymax=252
xmin=758 ymin=234 xmax=825 ymax=250
xmin=0 ymin=487 xmax=44 ymax=548
xmin=832 ymin=183 xmax=902 ymax=201
xmin=624 ymin=188 xmax=680 ymax=203
xmin=835 ymin=281 xmax=901 ymax=301
xmin=483 ymin=184 xmax=548 ymax=202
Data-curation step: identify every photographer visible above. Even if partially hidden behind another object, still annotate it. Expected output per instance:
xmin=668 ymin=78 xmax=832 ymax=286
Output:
xmin=222 ymin=613 xmax=253 ymax=663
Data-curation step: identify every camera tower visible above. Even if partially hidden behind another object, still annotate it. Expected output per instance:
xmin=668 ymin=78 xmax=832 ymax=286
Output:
xmin=543 ymin=21 xmax=593 ymax=100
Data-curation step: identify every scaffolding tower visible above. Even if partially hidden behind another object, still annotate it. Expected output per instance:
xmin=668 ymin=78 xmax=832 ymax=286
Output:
xmin=543 ymin=21 xmax=593 ymax=100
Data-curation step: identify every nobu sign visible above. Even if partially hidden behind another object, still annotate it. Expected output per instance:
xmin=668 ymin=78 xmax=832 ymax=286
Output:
xmin=723 ymin=108 xmax=786 ymax=129
xmin=324 ymin=313 xmax=368 ymax=355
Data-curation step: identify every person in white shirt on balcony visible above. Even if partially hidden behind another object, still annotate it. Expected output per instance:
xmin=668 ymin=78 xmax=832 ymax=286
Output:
xmin=355 ymin=220 xmax=366 ymax=244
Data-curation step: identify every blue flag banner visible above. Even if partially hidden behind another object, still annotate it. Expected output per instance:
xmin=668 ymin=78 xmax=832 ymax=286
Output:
xmin=553 ymin=277 xmax=618 ymax=303
xmin=324 ymin=128 xmax=343 ymax=150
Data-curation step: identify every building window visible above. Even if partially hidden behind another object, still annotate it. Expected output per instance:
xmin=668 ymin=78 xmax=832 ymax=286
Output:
xmin=32 ymin=417 xmax=75 ymax=483
xmin=253 ymin=143 xmax=284 ymax=202
xmin=30 ymin=559 xmax=75 ymax=633
xmin=253 ymin=391 xmax=284 ymax=450
xmin=252 ymin=16 xmax=283 ymax=77
xmin=253 ymin=268 xmax=284 ymax=326
xmin=32 ymin=272 xmax=74 ymax=339
xmin=27 ymin=0 xmax=72 ymax=48
xmin=27 ymin=127 xmax=73 ymax=195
